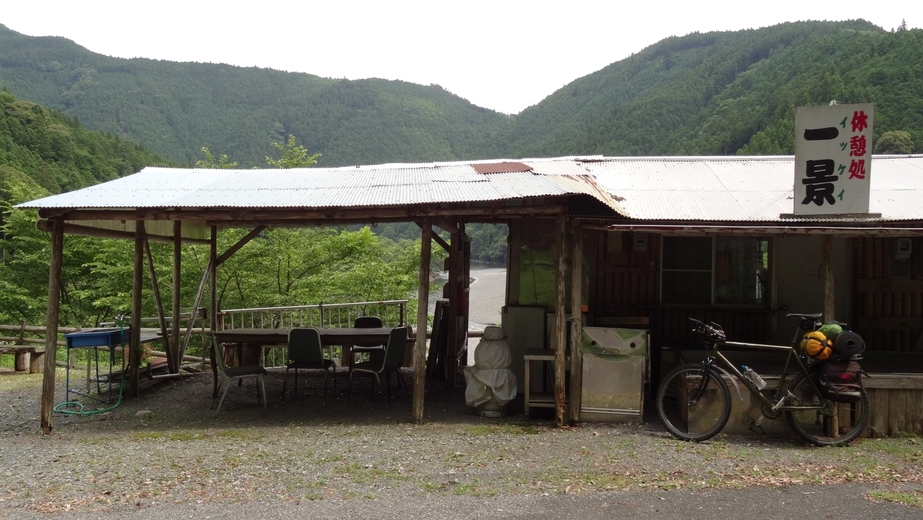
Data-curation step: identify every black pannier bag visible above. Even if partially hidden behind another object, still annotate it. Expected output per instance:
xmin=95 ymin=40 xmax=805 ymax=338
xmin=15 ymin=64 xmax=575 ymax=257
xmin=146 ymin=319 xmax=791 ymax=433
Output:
xmin=818 ymin=360 xmax=863 ymax=403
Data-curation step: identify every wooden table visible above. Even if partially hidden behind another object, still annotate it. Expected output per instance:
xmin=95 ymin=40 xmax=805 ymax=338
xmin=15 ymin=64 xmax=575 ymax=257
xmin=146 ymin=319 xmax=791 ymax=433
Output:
xmin=215 ymin=327 xmax=394 ymax=349
xmin=211 ymin=327 xmax=396 ymax=395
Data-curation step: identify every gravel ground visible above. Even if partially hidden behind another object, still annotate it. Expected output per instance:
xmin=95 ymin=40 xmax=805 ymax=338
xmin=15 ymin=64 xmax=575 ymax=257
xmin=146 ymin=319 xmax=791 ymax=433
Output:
xmin=2 ymin=366 xmax=923 ymax=516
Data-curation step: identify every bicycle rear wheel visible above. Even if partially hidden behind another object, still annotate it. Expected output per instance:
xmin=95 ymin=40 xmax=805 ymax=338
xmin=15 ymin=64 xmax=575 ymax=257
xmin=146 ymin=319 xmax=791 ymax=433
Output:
xmin=656 ymin=363 xmax=731 ymax=441
xmin=785 ymin=373 xmax=870 ymax=447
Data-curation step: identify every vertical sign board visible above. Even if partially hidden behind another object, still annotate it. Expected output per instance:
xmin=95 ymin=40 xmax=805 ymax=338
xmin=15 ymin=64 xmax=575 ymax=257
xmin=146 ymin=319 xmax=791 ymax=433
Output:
xmin=793 ymin=103 xmax=874 ymax=215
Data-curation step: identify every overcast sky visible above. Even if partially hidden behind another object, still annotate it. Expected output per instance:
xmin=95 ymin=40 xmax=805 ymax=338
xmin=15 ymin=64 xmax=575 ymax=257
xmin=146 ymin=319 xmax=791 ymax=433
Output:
xmin=3 ymin=2 xmax=919 ymax=114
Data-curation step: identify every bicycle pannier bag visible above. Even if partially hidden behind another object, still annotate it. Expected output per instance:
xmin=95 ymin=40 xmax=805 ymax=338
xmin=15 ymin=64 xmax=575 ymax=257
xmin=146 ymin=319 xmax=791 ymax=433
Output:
xmin=818 ymin=360 xmax=862 ymax=403
xmin=801 ymin=331 xmax=832 ymax=360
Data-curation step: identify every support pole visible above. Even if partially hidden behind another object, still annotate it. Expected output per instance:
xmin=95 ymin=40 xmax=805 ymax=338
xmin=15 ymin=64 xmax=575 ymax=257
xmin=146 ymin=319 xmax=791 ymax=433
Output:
xmin=129 ymin=221 xmax=144 ymax=396
xmin=446 ymin=226 xmax=459 ymax=384
xmin=554 ymin=212 xmax=568 ymax=427
xmin=172 ymin=221 xmax=182 ymax=373
xmin=823 ymin=235 xmax=835 ymax=322
xmin=413 ymin=219 xmax=432 ymax=424
xmin=209 ymin=226 xmax=218 ymax=396
xmin=568 ymin=220 xmax=584 ymax=425
xmin=822 ymin=235 xmax=838 ymax=437
xmin=40 ymin=217 xmax=64 ymax=434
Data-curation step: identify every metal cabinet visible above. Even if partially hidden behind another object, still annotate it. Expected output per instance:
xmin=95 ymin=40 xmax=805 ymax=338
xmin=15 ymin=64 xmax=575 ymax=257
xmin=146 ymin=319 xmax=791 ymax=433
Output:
xmin=579 ymin=327 xmax=648 ymax=422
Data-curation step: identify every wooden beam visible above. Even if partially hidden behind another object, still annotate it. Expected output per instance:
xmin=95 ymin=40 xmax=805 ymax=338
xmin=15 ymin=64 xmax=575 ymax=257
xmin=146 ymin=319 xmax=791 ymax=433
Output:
xmin=568 ymin=220 xmax=584 ymax=425
xmin=431 ymin=231 xmax=450 ymax=253
xmin=144 ymin=235 xmax=174 ymax=373
xmin=606 ymin=223 xmax=923 ymax=237
xmin=35 ymin=220 xmax=210 ymax=245
xmin=554 ymin=211 xmax=568 ymax=427
xmin=40 ymin=218 xmax=64 ymax=434
xmin=42 ymin=205 xmax=568 ymax=222
xmin=413 ymin=219 xmax=432 ymax=424
xmin=216 ymin=225 xmax=267 ymax=266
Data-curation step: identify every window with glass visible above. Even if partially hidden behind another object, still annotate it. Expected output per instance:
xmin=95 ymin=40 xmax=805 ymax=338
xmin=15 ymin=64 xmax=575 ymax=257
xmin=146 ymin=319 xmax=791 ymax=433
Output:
xmin=661 ymin=236 xmax=768 ymax=305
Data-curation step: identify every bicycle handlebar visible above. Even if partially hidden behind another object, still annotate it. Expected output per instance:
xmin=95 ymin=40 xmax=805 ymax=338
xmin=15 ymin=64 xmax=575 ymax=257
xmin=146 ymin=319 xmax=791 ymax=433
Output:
xmin=688 ymin=317 xmax=726 ymax=345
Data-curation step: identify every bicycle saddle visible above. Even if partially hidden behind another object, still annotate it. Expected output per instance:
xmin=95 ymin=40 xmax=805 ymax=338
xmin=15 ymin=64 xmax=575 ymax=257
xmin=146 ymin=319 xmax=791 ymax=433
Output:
xmin=786 ymin=312 xmax=822 ymax=320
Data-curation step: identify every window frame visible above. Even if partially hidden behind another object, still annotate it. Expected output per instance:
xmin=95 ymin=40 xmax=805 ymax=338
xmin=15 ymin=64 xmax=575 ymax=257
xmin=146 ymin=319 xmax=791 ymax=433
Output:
xmin=660 ymin=234 xmax=770 ymax=307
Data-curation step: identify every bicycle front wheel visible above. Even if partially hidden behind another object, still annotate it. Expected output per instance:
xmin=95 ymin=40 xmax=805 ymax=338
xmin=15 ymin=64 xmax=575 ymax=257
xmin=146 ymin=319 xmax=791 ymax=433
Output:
xmin=785 ymin=373 xmax=870 ymax=447
xmin=656 ymin=364 xmax=731 ymax=442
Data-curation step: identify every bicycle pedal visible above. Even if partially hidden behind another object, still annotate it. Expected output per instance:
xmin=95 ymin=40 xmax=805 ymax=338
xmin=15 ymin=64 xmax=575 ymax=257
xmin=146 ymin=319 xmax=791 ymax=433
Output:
xmin=748 ymin=421 xmax=766 ymax=435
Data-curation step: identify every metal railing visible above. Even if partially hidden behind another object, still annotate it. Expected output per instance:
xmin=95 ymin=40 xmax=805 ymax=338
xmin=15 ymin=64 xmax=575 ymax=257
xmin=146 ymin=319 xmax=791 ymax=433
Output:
xmin=217 ymin=300 xmax=409 ymax=330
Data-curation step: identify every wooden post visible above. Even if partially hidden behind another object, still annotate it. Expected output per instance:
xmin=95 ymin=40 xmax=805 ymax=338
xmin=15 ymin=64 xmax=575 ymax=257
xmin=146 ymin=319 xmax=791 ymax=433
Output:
xmin=568 ymin=220 xmax=584 ymax=425
xmin=822 ymin=234 xmax=838 ymax=436
xmin=413 ymin=219 xmax=432 ymax=424
xmin=172 ymin=221 xmax=182 ymax=373
xmin=40 ymin=216 xmax=64 ymax=434
xmin=554 ymin=212 xmax=568 ymax=427
xmin=209 ymin=226 xmax=218 ymax=396
xmin=129 ymin=221 xmax=144 ymax=397
xmin=446 ymin=226 xmax=459 ymax=384
xmin=823 ymin=235 xmax=835 ymax=322
xmin=144 ymin=237 xmax=173 ymax=372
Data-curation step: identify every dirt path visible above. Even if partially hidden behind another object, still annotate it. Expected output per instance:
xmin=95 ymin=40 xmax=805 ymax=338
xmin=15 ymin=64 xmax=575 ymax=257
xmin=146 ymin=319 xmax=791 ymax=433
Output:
xmin=1 ymin=369 xmax=922 ymax=516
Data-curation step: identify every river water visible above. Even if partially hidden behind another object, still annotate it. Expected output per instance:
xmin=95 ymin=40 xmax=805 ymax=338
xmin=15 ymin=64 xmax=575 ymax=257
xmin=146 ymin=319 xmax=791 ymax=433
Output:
xmin=428 ymin=265 xmax=506 ymax=331
xmin=428 ymin=265 xmax=506 ymax=364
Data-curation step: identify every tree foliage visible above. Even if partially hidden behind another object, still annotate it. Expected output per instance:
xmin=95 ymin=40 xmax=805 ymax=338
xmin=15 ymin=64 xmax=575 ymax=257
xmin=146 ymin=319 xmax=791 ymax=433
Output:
xmin=0 ymin=90 xmax=426 ymax=329
xmin=875 ymin=130 xmax=914 ymax=154
xmin=195 ymin=146 xmax=238 ymax=169
xmin=265 ymin=134 xmax=320 ymax=168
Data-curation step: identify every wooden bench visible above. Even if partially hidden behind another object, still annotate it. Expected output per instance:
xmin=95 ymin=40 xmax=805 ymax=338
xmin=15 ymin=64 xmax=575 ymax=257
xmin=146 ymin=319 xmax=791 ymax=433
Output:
xmin=0 ymin=345 xmax=44 ymax=373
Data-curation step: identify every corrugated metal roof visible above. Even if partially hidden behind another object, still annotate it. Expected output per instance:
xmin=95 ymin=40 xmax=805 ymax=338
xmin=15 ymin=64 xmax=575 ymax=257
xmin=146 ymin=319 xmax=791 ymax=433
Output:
xmin=16 ymin=155 xmax=923 ymax=223
xmin=585 ymin=155 xmax=923 ymax=222
xmin=18 ymin=159 xmax=624 ymax=215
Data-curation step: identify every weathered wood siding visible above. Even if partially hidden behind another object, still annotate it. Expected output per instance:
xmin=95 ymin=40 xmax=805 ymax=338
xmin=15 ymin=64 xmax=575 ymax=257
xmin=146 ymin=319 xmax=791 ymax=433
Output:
xmin=585 ymin=230 xmax=774 ymax=346
xmin=853 ymin=237 xmax=923 ymax=352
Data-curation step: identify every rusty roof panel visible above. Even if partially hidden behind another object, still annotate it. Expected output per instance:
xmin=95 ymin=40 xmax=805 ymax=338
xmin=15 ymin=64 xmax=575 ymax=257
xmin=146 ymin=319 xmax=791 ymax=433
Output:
xmin=471 ymin=162 xmax=531 ymax=174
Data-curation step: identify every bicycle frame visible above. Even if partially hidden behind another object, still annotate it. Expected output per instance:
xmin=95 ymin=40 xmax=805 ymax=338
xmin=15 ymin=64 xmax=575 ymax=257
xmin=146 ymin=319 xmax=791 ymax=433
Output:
xmin=659 ymin=314 xmax=870 ymax=445
xmin=696 ymin=317 xmax=829 ymax=414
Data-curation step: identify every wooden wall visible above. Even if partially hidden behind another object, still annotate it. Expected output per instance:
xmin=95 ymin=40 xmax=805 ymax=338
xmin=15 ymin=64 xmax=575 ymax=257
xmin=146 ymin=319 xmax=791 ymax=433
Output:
xmin=853 ymin=237 xmax=923 ymax=352
xmin=585 ymin=230 xmax=775 ymax=347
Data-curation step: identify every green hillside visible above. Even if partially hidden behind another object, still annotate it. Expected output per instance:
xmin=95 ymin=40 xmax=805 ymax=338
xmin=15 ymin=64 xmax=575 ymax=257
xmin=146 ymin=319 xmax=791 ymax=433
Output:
xmin=1 ymin=20 xmax=920 ymax=171
xmin=0 ymin=89 xmax=169 ymax=195
xmin=0 ymin=24 xmax=509 ymax=167
xmin=495 ymin=20 xmax=922 ymax=156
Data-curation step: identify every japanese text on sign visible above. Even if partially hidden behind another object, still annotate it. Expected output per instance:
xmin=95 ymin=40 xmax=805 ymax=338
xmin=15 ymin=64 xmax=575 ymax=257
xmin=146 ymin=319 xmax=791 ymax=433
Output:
xmin=793 ymin=103 xmax=873 ymax=215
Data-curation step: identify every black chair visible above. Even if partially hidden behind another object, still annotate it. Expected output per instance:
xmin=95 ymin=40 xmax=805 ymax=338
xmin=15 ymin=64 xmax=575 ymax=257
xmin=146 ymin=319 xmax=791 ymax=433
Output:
xmin=349 ymin=316 xmax=385 ymax=370
xmin=283 ymin=328 xmax=337 ymax=403
xmin=348 ymin=327 xmax=408 ymax=406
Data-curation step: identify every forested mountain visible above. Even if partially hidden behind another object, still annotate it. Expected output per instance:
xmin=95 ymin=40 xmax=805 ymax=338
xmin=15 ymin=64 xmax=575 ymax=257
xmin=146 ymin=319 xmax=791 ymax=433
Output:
xmin=0 ymin=89 xmax=169 ymax=196
xmin=1 ymin=20 xmax=920 ymax=170
xmin=493 ymin=20 xmax=922 ymax=157
xmin=0 ymin=24 xmax=509 ymax=167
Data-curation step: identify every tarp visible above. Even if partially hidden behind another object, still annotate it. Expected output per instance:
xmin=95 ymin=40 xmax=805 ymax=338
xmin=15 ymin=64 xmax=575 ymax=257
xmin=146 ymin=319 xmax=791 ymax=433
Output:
xmin=463 ymin=326 xmax=517 ymax=407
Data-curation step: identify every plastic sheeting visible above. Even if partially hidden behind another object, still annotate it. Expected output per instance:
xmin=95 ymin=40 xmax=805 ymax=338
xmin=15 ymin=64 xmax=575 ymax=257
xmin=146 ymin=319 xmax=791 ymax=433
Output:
xmin=463 ymin=326 xmax=517 ymax=408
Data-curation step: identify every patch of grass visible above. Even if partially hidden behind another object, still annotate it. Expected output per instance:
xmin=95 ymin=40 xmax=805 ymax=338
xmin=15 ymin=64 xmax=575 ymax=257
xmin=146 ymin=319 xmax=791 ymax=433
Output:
xmin=868 ymin=488 xmax=923 ymax=508
xmin=873 ymin=436 xmax=923 ymax=460
xmin=170 ymin=432 xmax=206 ymax=441
xmin=0 ymin=372 xmax=44 ymax=391
xmin=132 ymin=431 xmax=164 ymax=440
xmin=420 ymin=481 xmax=442 ymax=492
xmin=216 ymin=429 xmax=248 ymax=439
